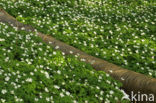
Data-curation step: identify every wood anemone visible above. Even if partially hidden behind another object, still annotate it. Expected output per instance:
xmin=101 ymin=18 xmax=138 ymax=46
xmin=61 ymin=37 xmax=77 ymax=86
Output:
xmin=0 ymin=8 xmax=156 ymax=102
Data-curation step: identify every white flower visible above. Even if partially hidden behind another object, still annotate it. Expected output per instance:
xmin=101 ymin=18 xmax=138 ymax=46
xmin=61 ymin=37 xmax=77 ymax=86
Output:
xmin=99 ymin=97 xmax=103 ymax=100
xmin=62 ymin=52 xmax=65 ymax=55
xmin=109 ymin=90 xmax=114 ymax=95
xmin=106 ymin=80 xmax=110 ymax=84
xmin=66 ymin=91 xmax=70 ymax=96
xmin=55 ymin=46 xmax=59 ymax=49
xmin=1 ymin=89 xmax=7 ymax=94
xmin=57 ymin=70 xmax=61 ymax=74
xmin=26 ymin=78 xmax=32 ymax=82
xmin=85 ymin=100 xmax=88 ymax=103
xmin=106 ymin=74 xmax=109 ymax=77
xmin=96 ymin=86 xmax=100 ymax=90
xmin=100 ymin=91 xmax=104 ymax=95
xmin=46 ymin=97 xmax=50 ymax=101
xmin=16 ymin=63 xmax=19 ymax=66
xmin=5 ymin=76 xmax=10 ymax=81
xmin=1 ymin=99 xmax=6 ymax=103
xmin=121 ymin=77 xmax=125 ymax=81
xmin=39 ymin=48 xmax=42 ymax=51
xmin=62 ymin=82 xmax=65 ymax=85
xmin=54 ymin=85 xmax=60 ymax=89
xmin=30 ymin=72 xmax=34 ymax=76
xmin=10 ymin=90 xmax=14 ymax=94
xmin=109 ymin=70 xmax=113 ymax=73
xmin=45 ymin=72 xmax=50 ymax=79
xmin=69 ymin=51 xmax=73 ymax=54
xmin=5 ymin=57 xmax=9 ymax=62
xmin=0 ymin=38 xmax=5 ymax=42
xmin=45 ymin=87 xmax=49 ymax=92
xmin=53 ymin=51 xmax=56 ymax=55
xmin=60 ymin=93 xmax=64 ymax=97
xmin=73 ymin=100 xmax=77 ymax=103
xmin=34 ymin=98 xmax=38 ymax=101
xmin=149 ymin=72 xmax=152 ymax=76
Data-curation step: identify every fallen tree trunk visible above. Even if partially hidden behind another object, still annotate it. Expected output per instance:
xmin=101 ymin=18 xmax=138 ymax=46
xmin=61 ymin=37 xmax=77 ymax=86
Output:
xmin=0 ymin=8 xmax=156 ymax=102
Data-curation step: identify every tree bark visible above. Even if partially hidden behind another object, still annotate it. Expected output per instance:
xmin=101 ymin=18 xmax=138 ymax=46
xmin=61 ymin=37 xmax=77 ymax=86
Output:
xmin=0 ymin=8 xmax=156 ymax=102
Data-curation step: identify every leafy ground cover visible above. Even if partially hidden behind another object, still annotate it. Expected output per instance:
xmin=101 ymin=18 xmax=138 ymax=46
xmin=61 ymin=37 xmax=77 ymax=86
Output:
xmin=1 ymin=0 xmax=155 ymax=77
xmin=0 ymin=22 xmax=129 ymax=102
